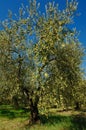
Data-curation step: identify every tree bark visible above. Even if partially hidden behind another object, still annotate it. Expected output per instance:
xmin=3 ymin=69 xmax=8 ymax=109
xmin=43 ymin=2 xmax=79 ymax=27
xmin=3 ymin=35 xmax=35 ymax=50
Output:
xmin=23 ymin=88 xmax=40 ymax=124
xmin=29 ymin=96 xmax=40 ymax=124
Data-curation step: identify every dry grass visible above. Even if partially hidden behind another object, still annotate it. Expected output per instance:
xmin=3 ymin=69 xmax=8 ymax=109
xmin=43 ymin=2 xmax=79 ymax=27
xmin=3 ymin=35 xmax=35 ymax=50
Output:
xmin=0 ymin=117 xmax=27 ymax=130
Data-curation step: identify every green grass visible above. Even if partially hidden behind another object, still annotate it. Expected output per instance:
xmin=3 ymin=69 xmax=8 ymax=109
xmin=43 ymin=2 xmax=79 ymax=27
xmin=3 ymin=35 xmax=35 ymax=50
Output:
xmin=0 ymin=105 xmax=30 ymax=119
xmin=0 ymin=105 xmax=86 ymax=130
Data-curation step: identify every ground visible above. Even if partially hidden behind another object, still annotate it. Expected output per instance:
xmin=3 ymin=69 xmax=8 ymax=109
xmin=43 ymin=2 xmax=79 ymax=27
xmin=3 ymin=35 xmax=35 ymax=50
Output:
xmin=0 ymin=105 xmax=86 ymax=130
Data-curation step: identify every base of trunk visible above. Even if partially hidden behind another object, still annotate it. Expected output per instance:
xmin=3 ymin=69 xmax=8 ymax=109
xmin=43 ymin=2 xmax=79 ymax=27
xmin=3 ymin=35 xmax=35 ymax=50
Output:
xmin=29 ymin=114 xmax=40 ymax=124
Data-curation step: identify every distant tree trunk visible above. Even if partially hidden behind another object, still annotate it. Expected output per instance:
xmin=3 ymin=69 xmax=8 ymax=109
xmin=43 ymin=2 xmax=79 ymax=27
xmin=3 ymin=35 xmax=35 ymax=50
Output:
xmin=12 ymin=95 xmax=19 ymax=109
xmin=75 ymin=102 xmax=80 ymax=110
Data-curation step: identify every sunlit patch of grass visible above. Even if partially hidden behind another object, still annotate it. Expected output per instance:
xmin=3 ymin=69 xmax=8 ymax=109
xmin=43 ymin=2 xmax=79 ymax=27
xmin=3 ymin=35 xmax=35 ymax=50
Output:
xmin=0 ymin=117 xmax=28 ymax=130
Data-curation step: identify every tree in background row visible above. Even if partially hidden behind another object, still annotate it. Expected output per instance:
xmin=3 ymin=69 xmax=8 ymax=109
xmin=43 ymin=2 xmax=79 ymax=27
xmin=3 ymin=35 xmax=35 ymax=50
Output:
xmin=0 ymin=0 xmax=85 ymax=124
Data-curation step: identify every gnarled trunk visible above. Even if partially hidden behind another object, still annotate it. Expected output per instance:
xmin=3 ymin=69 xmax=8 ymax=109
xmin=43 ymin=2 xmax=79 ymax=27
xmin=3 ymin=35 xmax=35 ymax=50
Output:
xmin=29 ymin=97 xmax=40 ymax=124
xmin=23 ymin=88 xmax=40 ymax=124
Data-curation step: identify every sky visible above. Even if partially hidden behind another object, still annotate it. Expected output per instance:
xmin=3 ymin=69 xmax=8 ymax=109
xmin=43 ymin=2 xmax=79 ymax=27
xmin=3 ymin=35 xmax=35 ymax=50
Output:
xmin=0 ymin=0 xmax=86 ymax=69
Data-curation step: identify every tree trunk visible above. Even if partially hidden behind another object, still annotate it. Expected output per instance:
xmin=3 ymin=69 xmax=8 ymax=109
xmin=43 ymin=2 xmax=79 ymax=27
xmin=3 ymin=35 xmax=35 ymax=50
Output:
xmin=23 ymin=88 xmax=40 ymax=124
xmin=75 ymin=102 xmax=80 ymax=110
xmin=12 ymin=95 xmax=19 ymax=109
xmin=29 ymin=97 xmax=40 ymax=124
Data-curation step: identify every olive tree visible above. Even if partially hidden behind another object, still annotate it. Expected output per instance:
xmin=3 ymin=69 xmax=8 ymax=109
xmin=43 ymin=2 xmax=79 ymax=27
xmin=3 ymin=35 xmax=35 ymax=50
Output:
xmin=0 ymin=0 xmax=84 ymax=124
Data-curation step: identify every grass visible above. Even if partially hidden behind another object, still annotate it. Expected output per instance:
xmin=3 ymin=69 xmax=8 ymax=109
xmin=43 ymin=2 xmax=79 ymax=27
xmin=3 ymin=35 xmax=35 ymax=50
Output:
xmin=0 ymin=105 xmax=86 ymax=130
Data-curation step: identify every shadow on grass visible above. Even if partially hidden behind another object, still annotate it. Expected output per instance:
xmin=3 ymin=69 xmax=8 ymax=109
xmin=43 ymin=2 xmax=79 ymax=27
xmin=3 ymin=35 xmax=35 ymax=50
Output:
xmin=70 ymin=115 xmax=86 ymax=130
xmin=0 ymin=105 xmax=30 ymax=119
xmin=40 ymin=114 xmax=86 ymax=130
xmin=40 ymin=114 xmax=69 ymax=124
